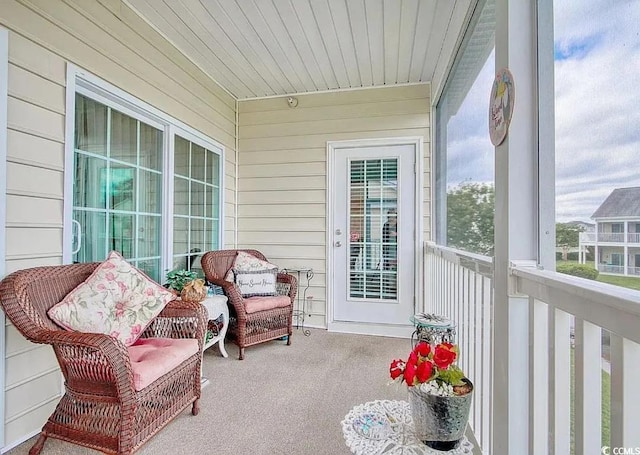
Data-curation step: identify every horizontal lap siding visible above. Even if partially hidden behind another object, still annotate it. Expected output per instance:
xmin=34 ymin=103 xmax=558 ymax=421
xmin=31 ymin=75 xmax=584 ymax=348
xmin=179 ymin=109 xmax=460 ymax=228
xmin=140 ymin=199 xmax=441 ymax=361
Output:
xmin=0 ymin=0 xmax=236 ymax=447
xmin=238 ymin=85 xmax=431 ymax=327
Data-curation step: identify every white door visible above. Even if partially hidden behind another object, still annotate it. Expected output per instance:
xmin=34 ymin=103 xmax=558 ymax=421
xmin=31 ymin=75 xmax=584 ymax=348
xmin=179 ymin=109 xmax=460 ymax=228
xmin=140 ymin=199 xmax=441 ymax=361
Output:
xmin=332 ymin=143 xmax=416 ymax=325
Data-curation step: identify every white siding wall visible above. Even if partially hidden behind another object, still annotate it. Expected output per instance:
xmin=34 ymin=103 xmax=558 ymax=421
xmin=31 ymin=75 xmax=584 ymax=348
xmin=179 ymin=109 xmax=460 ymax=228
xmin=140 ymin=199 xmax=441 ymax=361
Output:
xmin=237 ymin=85 xmax=431 ymax=326
xmin=0 ymin=0 xmax=236 ymax=448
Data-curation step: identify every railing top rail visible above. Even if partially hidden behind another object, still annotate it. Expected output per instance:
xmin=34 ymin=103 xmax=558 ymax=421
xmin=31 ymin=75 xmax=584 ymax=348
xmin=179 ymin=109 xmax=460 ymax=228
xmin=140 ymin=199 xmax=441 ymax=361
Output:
xmin=425 ymin=242 xmax=493 ymax=277
xmin=512 ymin=265 xmax=640 ymax=343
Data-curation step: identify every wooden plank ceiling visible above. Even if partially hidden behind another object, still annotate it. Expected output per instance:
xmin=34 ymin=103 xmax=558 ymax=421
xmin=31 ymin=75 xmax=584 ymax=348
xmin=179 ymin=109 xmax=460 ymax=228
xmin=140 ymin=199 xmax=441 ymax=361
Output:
xmin=125 ymin=0 xmax=471 ymax=99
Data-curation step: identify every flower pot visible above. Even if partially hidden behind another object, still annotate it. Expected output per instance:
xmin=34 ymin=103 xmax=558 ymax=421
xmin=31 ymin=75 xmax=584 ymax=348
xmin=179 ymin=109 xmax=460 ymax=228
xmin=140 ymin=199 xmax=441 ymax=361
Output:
xmin=407 ymin=379 xmax=473 ymax=450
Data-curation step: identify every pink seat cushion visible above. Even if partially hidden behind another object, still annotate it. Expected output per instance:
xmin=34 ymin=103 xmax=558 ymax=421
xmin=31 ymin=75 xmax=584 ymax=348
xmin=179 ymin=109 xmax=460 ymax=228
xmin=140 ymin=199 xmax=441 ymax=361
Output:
xmin=128 ymin=338 xmax=199 ymax=391
xmin=244 ymin=295 xmax=291 ymax=314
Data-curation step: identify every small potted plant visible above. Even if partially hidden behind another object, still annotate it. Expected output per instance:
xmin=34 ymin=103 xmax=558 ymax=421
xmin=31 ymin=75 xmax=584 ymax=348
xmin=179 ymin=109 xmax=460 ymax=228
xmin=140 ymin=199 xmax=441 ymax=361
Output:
xmin=165 ymin=269 xmax=197 ymax=295
xmin=389 ymin=341 xmax=473 ymax=450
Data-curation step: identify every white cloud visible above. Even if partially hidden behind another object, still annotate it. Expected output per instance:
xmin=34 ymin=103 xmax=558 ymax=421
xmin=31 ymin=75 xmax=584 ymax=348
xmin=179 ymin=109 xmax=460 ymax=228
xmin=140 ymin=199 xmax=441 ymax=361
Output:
xmin=554 ymin=0 xmax=640 ymax=222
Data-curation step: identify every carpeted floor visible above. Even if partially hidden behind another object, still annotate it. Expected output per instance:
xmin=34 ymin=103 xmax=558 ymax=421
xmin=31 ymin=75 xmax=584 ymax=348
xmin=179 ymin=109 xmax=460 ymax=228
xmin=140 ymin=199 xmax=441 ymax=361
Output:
xmin=7 ymin=328 xmax=412 ymax=455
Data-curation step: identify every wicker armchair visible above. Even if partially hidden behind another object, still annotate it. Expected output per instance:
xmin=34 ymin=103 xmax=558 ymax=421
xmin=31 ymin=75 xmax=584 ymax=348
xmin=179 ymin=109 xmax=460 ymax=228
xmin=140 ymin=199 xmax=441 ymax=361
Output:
xmin=0 ymin=263 xmax=207 ymax=455
xmin=201 ymin=249 xmax=297 ymax=360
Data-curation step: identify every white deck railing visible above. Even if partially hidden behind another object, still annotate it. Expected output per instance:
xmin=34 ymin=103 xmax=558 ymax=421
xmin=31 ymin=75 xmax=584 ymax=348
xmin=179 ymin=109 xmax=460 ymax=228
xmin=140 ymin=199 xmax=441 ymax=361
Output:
xmin=424 ymin=242 xmax=493 ymax=453
xmin=512 ymin=266 xmax=640 ymax=453
xmin=426 ymin=242 xmax=640 ymax=453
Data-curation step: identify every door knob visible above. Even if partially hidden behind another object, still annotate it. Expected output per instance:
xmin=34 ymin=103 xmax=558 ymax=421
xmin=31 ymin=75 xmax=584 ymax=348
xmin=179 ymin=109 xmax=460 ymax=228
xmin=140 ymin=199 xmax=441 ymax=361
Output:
xmin=335 ymin=241 xmax=342 ymax=247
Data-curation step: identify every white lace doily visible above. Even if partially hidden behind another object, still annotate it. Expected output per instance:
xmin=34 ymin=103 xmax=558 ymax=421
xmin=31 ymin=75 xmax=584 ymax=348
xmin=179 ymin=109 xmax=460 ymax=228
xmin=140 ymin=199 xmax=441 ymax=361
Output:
xmin=341 ymin=400 xmax=474 ymax=455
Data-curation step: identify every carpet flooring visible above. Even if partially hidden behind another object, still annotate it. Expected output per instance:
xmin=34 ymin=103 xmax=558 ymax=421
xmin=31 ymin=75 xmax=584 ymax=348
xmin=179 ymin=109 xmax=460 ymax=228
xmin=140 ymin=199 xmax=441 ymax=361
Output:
xmin=7 ymin=328 xmax=412 ymax=455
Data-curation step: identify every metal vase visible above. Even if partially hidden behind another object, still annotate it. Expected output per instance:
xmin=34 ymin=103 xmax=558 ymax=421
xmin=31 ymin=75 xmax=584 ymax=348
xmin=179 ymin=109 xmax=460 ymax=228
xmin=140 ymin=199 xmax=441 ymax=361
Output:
xmin=407 ymin=380 xmax=473 ymax=451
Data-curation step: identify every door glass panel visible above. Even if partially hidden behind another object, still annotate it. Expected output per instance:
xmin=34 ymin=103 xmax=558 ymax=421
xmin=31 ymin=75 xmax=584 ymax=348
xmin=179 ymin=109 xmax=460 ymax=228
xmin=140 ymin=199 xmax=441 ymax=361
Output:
xmin=138 ymin=215 xmax=161 ymax=258
xmin=174 ymin=177 xmax=189 ymax=215
xmin=348 ymin=158 xmax=398 ymax=300
xmin=73 ymin=210 xmax=106 ymax=263
xmin=109 ymin=213 xmax=134 ymax=259
xmin=139 ymin=170 xmax=161 ymax=213
xmin=174 ymin=136 xmax=190 ymax=177
xmin=74 ymin=154 xmax=106 ymax=209
xmin=75 ymin=94 xmax=107 ymax=155
xmin=110 ymin=110 xmax=137 ymax=165
xmin=190 ymin=182 xmax=205 ymax=217
xmin=173 ymin=216 xmax=189 ymax=264
xmin=206 ymin=153 xmax=219 ymax=185
xmin=191 ymin=144 xmax=206 ymax=181
xmin=139 ymin=123 xmax=162 ymax=171
xmin=109 ymin=167 xmax=135 ymax=211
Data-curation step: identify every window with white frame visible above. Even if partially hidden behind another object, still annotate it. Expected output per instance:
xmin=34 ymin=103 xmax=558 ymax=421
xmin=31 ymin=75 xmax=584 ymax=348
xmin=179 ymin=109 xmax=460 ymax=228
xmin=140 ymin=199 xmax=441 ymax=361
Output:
xmin=69 ymin=71 xmax=223 ymax=282
xmin=434 ymin=0 xmax=496 ymax=256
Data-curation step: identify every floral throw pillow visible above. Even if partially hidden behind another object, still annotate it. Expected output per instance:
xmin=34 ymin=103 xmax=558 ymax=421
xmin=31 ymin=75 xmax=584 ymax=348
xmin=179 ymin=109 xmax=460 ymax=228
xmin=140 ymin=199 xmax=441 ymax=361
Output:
xmin=48 ymin=251 xmax=175 ymax=346
xmin=224 ymin=251 xmax=278 ymax=282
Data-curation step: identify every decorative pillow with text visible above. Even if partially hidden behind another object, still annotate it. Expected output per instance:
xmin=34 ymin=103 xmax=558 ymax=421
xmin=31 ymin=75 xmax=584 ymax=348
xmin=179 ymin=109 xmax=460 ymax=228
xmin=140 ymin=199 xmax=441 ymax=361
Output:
xmin=234 ymin=269 xmax=278 ymax=297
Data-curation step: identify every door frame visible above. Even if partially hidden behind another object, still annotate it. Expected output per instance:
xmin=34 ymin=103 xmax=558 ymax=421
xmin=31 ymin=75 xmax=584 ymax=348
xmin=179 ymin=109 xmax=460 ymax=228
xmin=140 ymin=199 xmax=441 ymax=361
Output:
xmin=326 ymin=137 xmax=424 ymax=337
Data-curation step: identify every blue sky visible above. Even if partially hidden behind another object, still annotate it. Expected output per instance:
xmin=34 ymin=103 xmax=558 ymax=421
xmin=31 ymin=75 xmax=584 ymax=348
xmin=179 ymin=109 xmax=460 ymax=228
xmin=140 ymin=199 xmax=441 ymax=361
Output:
xmin=445 ymin=0 xmax=640 ymax=223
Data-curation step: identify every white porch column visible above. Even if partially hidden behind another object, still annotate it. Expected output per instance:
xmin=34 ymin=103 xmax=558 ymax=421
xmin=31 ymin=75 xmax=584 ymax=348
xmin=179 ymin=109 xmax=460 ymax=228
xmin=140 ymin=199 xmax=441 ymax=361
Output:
xmin=493 ymin=0 xmax=544 ymax=453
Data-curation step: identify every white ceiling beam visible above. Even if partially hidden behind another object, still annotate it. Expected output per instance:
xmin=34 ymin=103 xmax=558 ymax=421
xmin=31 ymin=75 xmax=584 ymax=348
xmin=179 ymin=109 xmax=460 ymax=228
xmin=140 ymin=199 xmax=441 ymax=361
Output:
xmin=408 ymin=0 xmax=438 ymax=82
xmin=382 ymin=0 xmax=401 ymax=84
xmin=272 ymin=0 xmax=331 ymax=91
xmin=170 ymin=0 xmax=274 ymax=97
xmin=328 ymin=0 xmax=361 ymax=88
xmin=237 ymin=0 xmax=309 ymax=93
xmin=128 ymin=0 xmax=249 ymax=97
xmin=214 ymin=0 xmax=297 ymax=95
xmin=309 ymin=0 xmax=351 ymax=88
xmin=364 ymin=0 xmax=385 ymax=86
xmin=396 ymin=0 xmax=420 ymax=83
xmin=345 ymin=0 xmax=373 ymax=87
xmin=421 ymin=0 xmax=456 ymax=82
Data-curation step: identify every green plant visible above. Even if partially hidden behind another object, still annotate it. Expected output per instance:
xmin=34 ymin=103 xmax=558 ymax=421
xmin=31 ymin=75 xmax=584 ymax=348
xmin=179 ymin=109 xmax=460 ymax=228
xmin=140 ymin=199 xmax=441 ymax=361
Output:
xmin=557 ymin=263 xmax=599 ymax=280
xmin=165 ymin=269 xmax=198 ymax=292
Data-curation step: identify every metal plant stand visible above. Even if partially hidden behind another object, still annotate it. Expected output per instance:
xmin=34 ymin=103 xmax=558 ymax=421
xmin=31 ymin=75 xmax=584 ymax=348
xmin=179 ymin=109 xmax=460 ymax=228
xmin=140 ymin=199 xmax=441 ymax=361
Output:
xmin=281 ymin=267 xmax=313 ymax=336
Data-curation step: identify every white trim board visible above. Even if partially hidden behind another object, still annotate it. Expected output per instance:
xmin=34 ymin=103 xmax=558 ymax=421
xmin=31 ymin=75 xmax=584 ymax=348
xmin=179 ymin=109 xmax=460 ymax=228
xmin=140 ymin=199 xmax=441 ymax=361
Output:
xmin=0 ymin=25 xmax=8 ymax=451
xmin=325 ymin=136 xmax=424 ymax=335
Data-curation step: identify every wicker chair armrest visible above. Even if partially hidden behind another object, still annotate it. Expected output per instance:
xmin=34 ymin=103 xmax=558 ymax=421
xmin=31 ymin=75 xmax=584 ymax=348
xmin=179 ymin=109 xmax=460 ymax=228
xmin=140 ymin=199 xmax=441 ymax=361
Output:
xmin=277 ymin=273 xmax=298 ymax=301
xmin=142 ymin=299 xmax=207 ymax=351
xmin=45 ymin=330 xmax=136 ymax=401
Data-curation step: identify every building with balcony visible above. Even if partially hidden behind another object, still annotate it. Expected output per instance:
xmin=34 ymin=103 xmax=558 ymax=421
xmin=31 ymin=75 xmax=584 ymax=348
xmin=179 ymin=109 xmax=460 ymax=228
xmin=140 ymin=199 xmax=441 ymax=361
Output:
xmin=579 ymin=187 xmax=640 ymax=276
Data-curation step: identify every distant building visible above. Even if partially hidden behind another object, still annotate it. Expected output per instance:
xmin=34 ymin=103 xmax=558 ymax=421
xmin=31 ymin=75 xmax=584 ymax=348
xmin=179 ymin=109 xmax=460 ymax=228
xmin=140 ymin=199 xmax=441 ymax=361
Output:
xmin=579 ymin=187 xmax=640 ymax=275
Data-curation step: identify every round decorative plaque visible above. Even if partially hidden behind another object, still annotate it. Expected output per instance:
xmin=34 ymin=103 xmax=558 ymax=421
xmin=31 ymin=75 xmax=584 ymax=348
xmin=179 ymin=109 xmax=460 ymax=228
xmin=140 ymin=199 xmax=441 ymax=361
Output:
xmin=489 ymin=68 xmax=515 ymax=146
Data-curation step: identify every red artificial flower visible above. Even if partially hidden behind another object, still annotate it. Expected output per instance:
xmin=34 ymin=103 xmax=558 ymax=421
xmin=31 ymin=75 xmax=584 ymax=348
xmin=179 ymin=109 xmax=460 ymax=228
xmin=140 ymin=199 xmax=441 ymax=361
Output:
xmin=389 ymin=359 xmax=405 ymax=380
xmin=404 ymin=361 xmax=417 ymax=386
xmin=415 ymin=359 xmax=434 ymax=383
xmin=433 ymin=343 xmax=457 ymax=369
xmin=407 ymin=350 xmax=418 ymax=366
xmin=413 ymin=341 xmax=430 ymax=358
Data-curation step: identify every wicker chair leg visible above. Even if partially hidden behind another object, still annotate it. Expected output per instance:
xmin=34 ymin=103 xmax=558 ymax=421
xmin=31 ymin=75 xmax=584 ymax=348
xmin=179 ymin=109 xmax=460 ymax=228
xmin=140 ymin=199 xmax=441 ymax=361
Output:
xmin=28 ymin=432 xmax=47 ymax=455
xmin=287 ymin=336 xmax=291 ymax=346
xmin=192 ymin=399 xmax=200 ymax=416
xmin=239 ymin=347 xmax=245 ymax=360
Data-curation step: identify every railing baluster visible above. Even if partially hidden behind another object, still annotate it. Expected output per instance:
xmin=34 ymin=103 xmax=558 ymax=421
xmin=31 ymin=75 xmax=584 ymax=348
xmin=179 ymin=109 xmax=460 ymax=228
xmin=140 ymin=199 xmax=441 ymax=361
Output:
xmin=574 ymin=318 xmax=602 ymax=454
xmin=530 ymin=297 xmax=549 ymax=454
xmin=610 ymin=336 xmax=640 ymax=449
xmin=550 ymin=308 xmax=571 ymax=455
